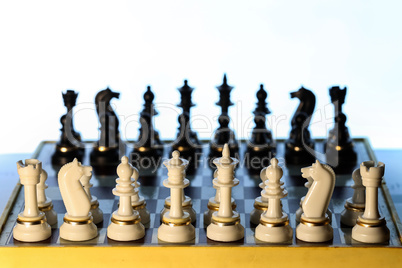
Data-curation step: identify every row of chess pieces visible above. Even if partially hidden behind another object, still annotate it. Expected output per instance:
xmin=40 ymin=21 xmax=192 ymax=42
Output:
xmin=14 ymin=143 xmax=388 ymax=244
xmin=52 ymin=74 xmax=357 ymax=176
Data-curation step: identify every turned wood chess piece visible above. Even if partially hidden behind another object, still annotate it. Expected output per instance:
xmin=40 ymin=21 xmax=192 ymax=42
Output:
xmin=158 ymin=151 xmax=195 ymax=243
xmin=246 ymin=84 xmax=276 ymax=174
xmin=90 ymin=87 xmax=122 ymax=175
xmin=296 ymin=160 xmax=335 ymax=242
xmin=209 ymin=75 xmax=239 ymax=163
xmin=13 ymin=159 xmax=52 ymax=242
xmin=37 ymin=169 xmax=57 ymax=226
xmin=171 ymin=80 xmax=202 ymax=173
xmin=206 ymin=144 xmax=244 ymax=242
xmin=325 ymin=86 xmax=357 ymax=173
xmin=352 ymin=161 xmax=389 ymax=244
xmin=107 ymin=156 xmax=145 ymax=241
xmin=341 ymin=167 xmax=365 ymax=226
xmin=59 ymin=159 xmax=98 ymax=241
xmin=52 ymin=90 xmax=84 ymax=166
xmin=285 ymin=87 xmax=316 ymax=165
xmin=132 ymin=86 xmax=163 ymax=171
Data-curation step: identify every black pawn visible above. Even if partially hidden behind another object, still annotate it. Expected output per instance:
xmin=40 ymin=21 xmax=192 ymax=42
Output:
xmin=246 ymin=85 xmax=276 ymax=173
xmin=90 ymin=87 xmax=121 ymax=175
xmin=325 ymin=86 xmax=357 ymax=172
xmin=131 ymin=86 xmax=163 ymax=171
xmin=209 ymin=74 xmax=239 ymax=162
xmin=52 ymin=90 xmax=84 ymax=166
xmin=285 ymin=87 xmax=316 ymax=165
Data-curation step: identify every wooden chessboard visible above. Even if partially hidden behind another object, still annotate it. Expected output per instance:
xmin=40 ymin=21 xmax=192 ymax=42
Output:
xmin=0 ymin=138 xmax=401 ymax=267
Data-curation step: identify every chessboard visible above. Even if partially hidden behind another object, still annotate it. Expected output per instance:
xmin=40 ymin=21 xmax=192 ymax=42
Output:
xmin=0 ymin=138 xmax=401 ymax=267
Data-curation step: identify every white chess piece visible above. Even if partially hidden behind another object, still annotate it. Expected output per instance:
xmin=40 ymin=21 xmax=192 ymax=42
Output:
xmin=295 ymin=176 xmax=313 ymax=223
xmin=80 ymin=171 xmax=104 ymax=224
xmin=107 ymin=156 xmax=145 ymax=241
xmin=13 ymin=159 xmax=51 ymax=242
xmin=341 ymin=168 xmax=365 ymax=226
xmin=203 ymin=169 xmax=236 ymax=226
xmin=296 ymin=160 xmax=335 ymax=242
xmin=352 ymin=161 xmax=389 ymax=243
xmin=131 ymin=168 xmax=150 ymax=225
xmin=255 ymin=158 xmax=293 ymax=243
xmin=207 ymin=144 xmax=244 ymax=242
xmin=250 ymin=167 xmax=275 ymax=225
xmin=158 ymin=151 xmax=195 ymax=243
xmin=59 ymin=159 xmax=98 ymax=241
xmin=37 ymin=169 xmax=57 ymax=226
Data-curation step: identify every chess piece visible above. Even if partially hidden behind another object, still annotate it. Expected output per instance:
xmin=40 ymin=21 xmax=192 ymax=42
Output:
xmin=203 ymin=169 xmax=236 ymax=226
xmin=171 ymin=80 xmax=202 ymax=172
xmin=325 ymin=86 xmax=357 ymax=172
xmin=352 ymin=161 xmax=390 ymax=243
xmin=131 ymin=166 xmax=150 ymax=225
xmin=59 ymin=159 xmax=98 ymax=241
xmin=80 ymin=171 xmax=104 ymax=225
xmin=90 ymin=88 xmax=121 ymax=175
xmin=132 ymin=86 xmax=163 ymax=171
xmin=52 ymin=90 xmax=84 ymax=166
xmin=207 ymin=144 xmax=244 ymax=242
xmin=246 ymin=84 xmax=276 ymax=174
xmin=295 ymin=176 xmax=313 ymax=223
xmin=209 ymin=75 xmax=239 ymax=161
xmin=158 ymin=151 xmax=195 ymax=243
xmin=249 ymin=167 xmax=270 ymax=225
xmin=13 ymin=159 xmax=51 ymax=242
xmin=37 ymin=169 xmax=57 ymax=226
xmin=296 ymin=160 xmax=335 ymax=242
xmin=107 ymin=156 xmax=145 ymax=241
xmin=160 ymin=156 xmax=196 ymax=223
xmin=255 ymin=158 xmax=293 ymax=243
xmin=341 ymin=168 xmax=365 ymax=226
xmin=285 ymin=87 xmax=316 ymax=165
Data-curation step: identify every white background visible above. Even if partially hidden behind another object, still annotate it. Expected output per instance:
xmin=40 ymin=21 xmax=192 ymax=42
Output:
xmin=1 ymin=0 xmax=401 ymax=154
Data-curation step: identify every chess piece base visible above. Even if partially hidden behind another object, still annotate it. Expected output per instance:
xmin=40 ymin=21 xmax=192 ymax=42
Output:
xmin=107 ymin=217 xmax=145 ymax=241
xmin=285 ymin=142 xmax=315 ymax=165
xmin=90 ymin=201 xmax=104 ymax=225
xmin=60 ymin=215 xmax=98 ymax=241
xmin=133 ymin=203 xmax=150 ymax=225
xmin=340 ymin=201 xmax=364 ymax=227
xmin=13 ymin=217 xmax=51 ymax=242
xmin=296 ymin=217 xmax=333 ymax=242
xmin=203 ymin=198 xmax=236 ymax=226
xmin=161 ymin=197 xmax=196 ymax=223
xmin=51 ymin=147 xmax=84 ymax=167
xmin=39 ymin=204 xmax=58 ymax=226
xmin=250 ymin=199 xmax=267 ymax=225
xmin=351 ymin=217 xmax=390 ymax=243
xmin=326 ymin=144 xmax=357 ymax=173
xmin=255 ymin=221 xmax=293 ymax=243
xmin=90 ymin=147 xmax=120 ymax=176
xmin=245 ymin=145 xmax=276 ymax=174
xmin=158 ymin=222 xmax=195 ymax=243
xmin=206 ymin=220 xmax=244 ymax=242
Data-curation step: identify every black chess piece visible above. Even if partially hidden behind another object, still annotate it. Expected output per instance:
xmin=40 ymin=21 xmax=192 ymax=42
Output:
xmin=325 ymin=86 xmax=357 ymax=172
xmin=131 ymin=86 xmax=164 ymax=172
xmin=52 ymin=90 xmax=84 ymax=166
xmin=245 ymin=84 xmax=276 ymax=174
xmin=209 ymin=74 xmax=239 ymax=163
xmin=285 ymin=86 xmax=316 ymax=165
xmin=90 ymin=87 xmax=122 ymax=175
xmin=171 ymin=80 xmax=202 ymax=172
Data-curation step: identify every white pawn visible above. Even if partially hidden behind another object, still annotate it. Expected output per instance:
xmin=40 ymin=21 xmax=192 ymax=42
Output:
xmin=207 ymin=144 xmax=244 ymax=242
xmin=352 ymin=161 xmax=389 ymax=243
xmin=131 ymin=169 xmax=150 ymax=225
xmin=59 ymin=159 xmax=97 ymax=241
xmin=296 ymin=160 xmax=335 ymax=243
xmin=255 ymin=158 xmax=293 ymax=243
xmin=203 ymin=169 xmax=236 ymax=226
xmin=107 ymin=156 xmax=145 ymax=241
xmin=341 ymin=168 xmax=365 ymax=226
xmin=158 ymin=151 xmax=195 ymax=243
xmin=80 ymin=172 xmax=104 ymax=224
xmin=37 ymin=169 xmax=57 ymax=226
xmin=13 ymin=159 xmax=51 ymax=242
